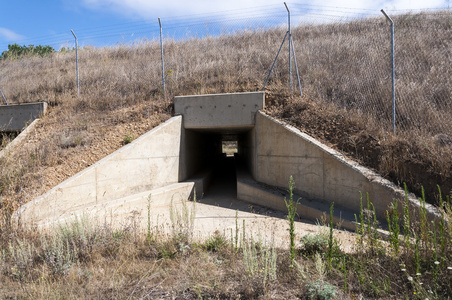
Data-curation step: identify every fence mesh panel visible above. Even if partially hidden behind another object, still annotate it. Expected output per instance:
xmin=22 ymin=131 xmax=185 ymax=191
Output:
xmin=158 ymin=9 xmax=452 ymax=137
xmin=1 ymin=8 xmax=451 ymax=138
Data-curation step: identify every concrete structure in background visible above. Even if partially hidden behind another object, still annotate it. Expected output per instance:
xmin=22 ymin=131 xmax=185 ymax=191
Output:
xmin=15 ymin=92 xmax=439 ymax=231
xmin=0 ymin=102 xmax=47 ymax=132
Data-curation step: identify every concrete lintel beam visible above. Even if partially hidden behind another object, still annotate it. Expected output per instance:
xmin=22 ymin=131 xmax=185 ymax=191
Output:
xmin=174 ymin=92 xmax=265 ymax=129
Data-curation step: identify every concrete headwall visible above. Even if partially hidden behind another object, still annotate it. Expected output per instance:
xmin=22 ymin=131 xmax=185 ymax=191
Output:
xmin=174 ymin=92 xmax=264 ymax=129
xmin=16 ymin=116 xmax=184 ymax=226
xmin=0 ymin=102 xmax=47 ymax=131
xmin=253 ymin=111 xmax=435 ymax=219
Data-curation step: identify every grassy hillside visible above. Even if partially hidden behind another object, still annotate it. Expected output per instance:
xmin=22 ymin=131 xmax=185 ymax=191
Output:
xmin=0 ymin=11 xmax=451 ymax=299
xmin=1 ymin=11 xmax=450 ymax=212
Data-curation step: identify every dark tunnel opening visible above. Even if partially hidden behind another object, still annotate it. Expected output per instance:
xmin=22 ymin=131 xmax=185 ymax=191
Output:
xmin=208 ymin=155 xmax=237 ymax=198
xmin=181 ymin=128 xmax=255 ymax=198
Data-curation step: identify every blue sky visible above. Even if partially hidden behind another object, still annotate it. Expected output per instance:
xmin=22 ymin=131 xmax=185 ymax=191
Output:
xmin=0 ymin=0 xmax=449 ymax=52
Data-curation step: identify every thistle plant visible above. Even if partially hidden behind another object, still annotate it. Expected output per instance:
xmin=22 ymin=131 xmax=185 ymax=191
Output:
xmin=386 ymin=198 xmax=400 ymax=255
xmin=285 ymin=175 xmax=300 ymax=267
xmin=328 ymin=202 xmax=334 ymax=269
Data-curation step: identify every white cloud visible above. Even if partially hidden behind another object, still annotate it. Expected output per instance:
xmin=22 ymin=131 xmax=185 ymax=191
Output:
xmin=385 ymin=0 xmax=448 ymax=10
xmin=81 ymin=0 xmax=449 ymax=20
xmin=0 ymin=27 xmax=25 ymax=42
xmin=81 ymin=0 xmax=288 ymax=20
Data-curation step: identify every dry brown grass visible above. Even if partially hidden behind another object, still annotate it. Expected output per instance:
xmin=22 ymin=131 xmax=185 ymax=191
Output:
xmin=0 ymin=219 xmax=311 ymax=299
xmin=0 ymin=202 xmax=451 ymax=299
xmin=0 ymin=10 xmax=451 ymax=295
xmin=0 ymin=11 xmax=450 ymax=220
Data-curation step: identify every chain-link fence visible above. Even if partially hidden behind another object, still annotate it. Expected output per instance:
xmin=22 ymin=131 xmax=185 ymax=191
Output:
xmin=1 ymin=6 xmax=451 ymax=138
xmin=291 ymin=10 xmax=452 ymax=137
xmin=152 ymin=7 xmax=452 ymax=137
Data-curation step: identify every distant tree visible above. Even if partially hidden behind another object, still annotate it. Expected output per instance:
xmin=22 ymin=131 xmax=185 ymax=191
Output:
xmin=58 ymin=46 xmax=76 ymax=53
xmin=0 ymin=43 xmax=55 ymax=59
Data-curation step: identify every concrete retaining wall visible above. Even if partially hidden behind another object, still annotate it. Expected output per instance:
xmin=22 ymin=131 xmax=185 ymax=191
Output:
xmin=254 ymin=111 xmax=436 ymax=220
xmin=15 ymin=116 xmax=184 ymax=226
xmin=0 ymin=102 xmax=47 ymax=131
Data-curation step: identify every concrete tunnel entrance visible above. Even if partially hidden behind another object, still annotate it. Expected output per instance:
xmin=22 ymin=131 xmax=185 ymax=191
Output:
xmin=174 ymin=92 xmax=265 ymax=200
xmin=182 ymin=128 xmax=255 ymax=199
xmin=16 ymin=91 xmax=440 ymax=231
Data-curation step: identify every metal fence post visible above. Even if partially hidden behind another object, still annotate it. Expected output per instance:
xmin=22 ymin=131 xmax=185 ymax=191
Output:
xmin=381 ymin=10 xmax=396 ymax=134
xmin=0 ymin=89 xmax=8 ymax=105
xmin=285 ymin=2 xmax=292 ymax=91
xmin=262 ymin=31 xmax=289 ymax=91
xmin=290 ymin=36 xmax=303 ymax=96
xmin=158 ymin=18 xmax=166 ymax=98
xmin=262 ymin=3 xmax=303 ymax=96
xmin=70 ymin=30 xmax=80 ymax=97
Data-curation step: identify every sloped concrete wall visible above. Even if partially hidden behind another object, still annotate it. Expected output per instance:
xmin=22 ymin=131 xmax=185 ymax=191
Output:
xmin=254 ymin=111 xmax=436 ymax=219
xmin=15 ymin=116 xmax=184 ymax=226
xmin=0 ymin=119 xmax=40 ymax=160
xmin=31 ymin=182 xmax=195 ymax=229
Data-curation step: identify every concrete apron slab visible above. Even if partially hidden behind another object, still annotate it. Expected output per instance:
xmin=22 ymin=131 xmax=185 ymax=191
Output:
xmin=17 ymin=182 xmax=355 ymax=252
xmin=190 ymin=196 xmax=356 ymax=252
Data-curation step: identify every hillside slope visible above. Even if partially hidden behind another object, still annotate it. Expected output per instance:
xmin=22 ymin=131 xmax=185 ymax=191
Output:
xmin=0 ymin=11 xmax=451 ymax=215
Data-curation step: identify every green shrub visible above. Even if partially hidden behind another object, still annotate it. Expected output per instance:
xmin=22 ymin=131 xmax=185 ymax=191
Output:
xmin=306 ymin=279 xmax=338 ymax=300
xmin=299 ymin=233 xmax=329 ymax=256
xmin=1 ymin=43 xmax=54 ymax=59
xmin=122 ymin=134 xmax=134 ymax=145
xmin=204 ymin=231 xmax=228 ymax=252
xmin=285 ymin=175 xmax=300 ymax=266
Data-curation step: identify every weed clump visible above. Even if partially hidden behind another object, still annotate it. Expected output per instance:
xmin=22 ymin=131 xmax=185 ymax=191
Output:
xmin=0 ymin=177 xmax=451 ymax=298
xmin=299 ymin=233 xmax=329 ymax=256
